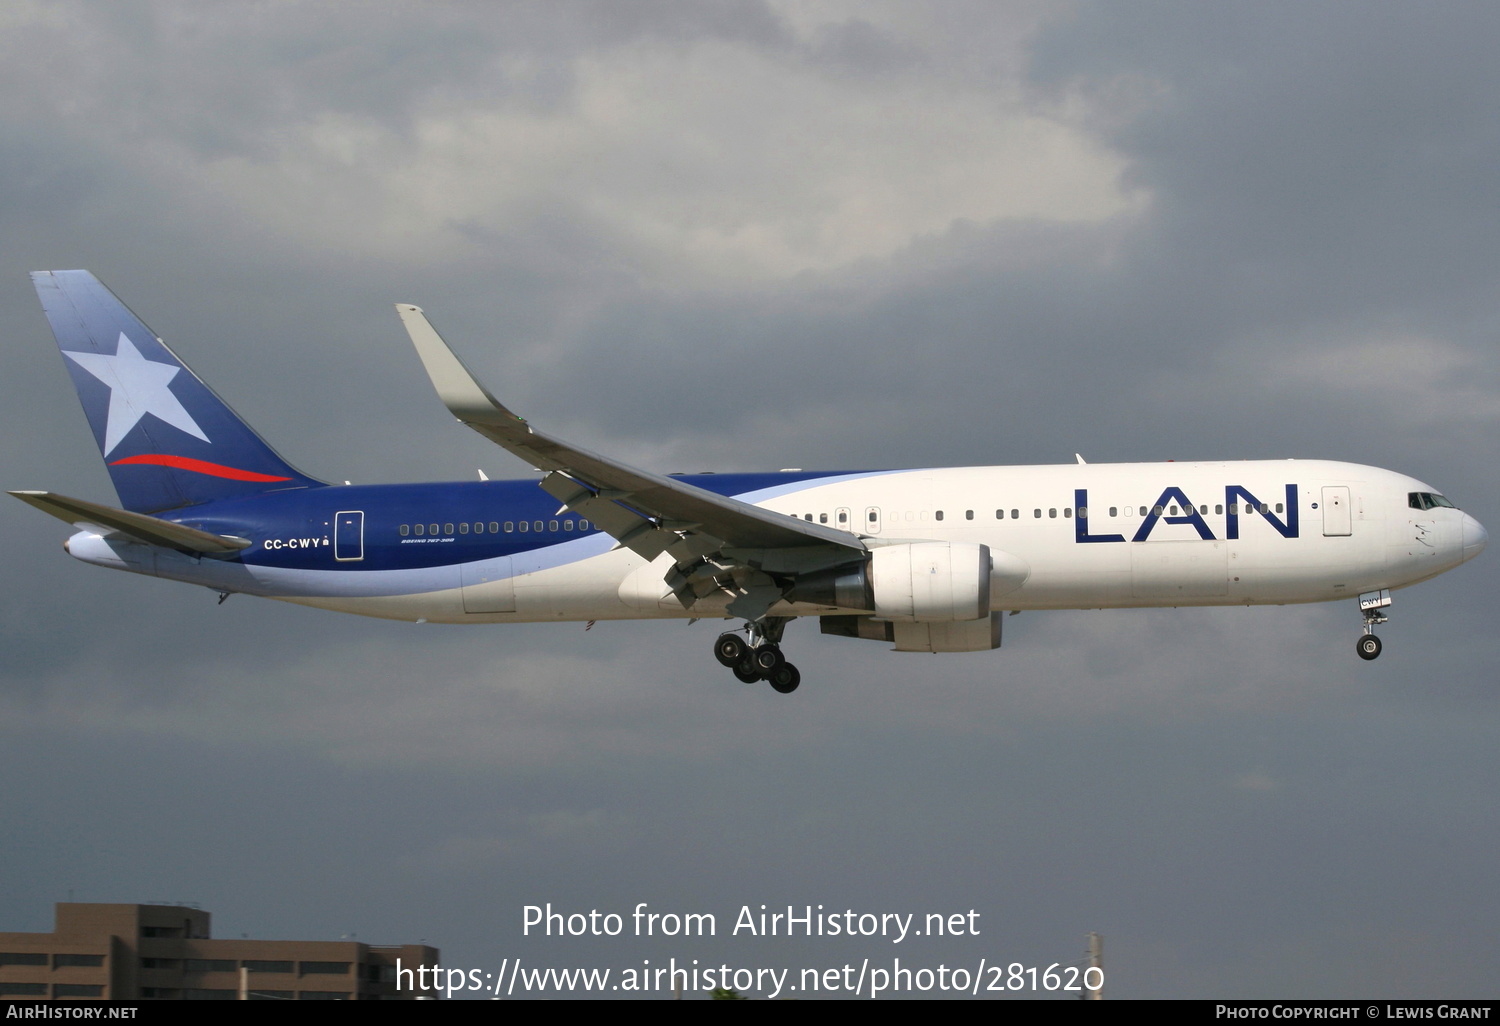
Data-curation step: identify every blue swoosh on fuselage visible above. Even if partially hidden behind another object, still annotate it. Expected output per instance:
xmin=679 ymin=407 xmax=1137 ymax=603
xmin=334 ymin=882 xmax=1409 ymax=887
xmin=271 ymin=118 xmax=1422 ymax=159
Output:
xmin=160 ymin=469 xmax=897 ymax=575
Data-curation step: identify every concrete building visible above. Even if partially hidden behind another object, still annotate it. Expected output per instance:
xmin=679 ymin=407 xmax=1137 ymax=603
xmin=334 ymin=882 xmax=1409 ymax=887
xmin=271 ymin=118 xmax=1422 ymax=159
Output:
xmin=0 ymin=903 xmax=439 ymax=1000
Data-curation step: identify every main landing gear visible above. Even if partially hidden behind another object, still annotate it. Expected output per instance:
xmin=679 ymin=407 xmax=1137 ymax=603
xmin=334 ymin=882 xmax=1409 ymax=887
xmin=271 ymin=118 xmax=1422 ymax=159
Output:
xmin=1356 ymin=589 xmax=1391 ymax=661
xmin=714 ymin=618 xmax=801 ymax=694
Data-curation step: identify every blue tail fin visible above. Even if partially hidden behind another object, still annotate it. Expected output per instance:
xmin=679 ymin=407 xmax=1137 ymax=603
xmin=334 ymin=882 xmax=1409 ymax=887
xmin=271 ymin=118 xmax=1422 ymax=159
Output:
xmin=32 ymin=270 xmax=326 ymax=513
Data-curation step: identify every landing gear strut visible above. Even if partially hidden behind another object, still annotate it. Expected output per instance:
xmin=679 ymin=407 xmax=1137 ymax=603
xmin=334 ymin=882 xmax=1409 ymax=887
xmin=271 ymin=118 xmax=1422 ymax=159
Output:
xmin=713 ymin=617 xmax=800 ymax=693
xmin=1357 ymin=589 xmax=1390 ymax=661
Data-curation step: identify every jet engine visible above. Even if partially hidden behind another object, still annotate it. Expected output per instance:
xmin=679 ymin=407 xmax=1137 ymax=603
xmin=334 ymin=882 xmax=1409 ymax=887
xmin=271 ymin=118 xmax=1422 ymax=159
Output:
xmin=788 ymin=541 xmax=992 ymax=621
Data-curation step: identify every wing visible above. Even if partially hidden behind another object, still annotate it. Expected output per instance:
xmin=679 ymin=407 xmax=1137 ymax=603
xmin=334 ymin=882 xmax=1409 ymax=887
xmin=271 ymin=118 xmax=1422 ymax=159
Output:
xmin=396 ymin=304 xmax=866 ymax=619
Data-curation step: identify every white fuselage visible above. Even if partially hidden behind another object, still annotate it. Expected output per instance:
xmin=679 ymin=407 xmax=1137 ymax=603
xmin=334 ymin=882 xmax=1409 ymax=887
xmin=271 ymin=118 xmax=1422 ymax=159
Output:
xmin=69 ymin=459 xmax=1483 ymax=627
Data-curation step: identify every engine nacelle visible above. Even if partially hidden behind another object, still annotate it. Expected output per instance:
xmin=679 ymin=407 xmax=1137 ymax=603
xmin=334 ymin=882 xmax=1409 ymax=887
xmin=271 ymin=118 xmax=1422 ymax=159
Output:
xmin=785 ymin=542 xmax=1005 ymax=621
xmin=870 ymin=541 xmax=991 ymax=622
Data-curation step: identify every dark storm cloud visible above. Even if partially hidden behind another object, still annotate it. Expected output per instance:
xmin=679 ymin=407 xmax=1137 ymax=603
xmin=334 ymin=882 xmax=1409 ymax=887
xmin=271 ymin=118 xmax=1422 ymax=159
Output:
xmin=1030 ymin=3 xmax=1500 ymax=332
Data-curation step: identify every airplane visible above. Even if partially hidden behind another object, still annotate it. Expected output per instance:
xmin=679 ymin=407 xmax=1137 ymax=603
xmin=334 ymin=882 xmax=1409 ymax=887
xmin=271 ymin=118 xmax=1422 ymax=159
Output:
xmin=13 ymin=270 xmax=1487 ymax=694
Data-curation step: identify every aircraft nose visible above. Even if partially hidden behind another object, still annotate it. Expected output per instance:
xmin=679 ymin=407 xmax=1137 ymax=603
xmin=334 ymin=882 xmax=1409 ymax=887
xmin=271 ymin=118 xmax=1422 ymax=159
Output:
xmin=1462 ymin=513 xmax=1488 ymax=562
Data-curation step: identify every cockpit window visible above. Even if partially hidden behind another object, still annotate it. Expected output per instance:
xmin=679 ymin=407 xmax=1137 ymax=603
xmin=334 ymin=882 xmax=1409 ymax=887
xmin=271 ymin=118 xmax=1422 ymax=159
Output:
xmin=1409 ymin=492 xmax=1458 ymax=511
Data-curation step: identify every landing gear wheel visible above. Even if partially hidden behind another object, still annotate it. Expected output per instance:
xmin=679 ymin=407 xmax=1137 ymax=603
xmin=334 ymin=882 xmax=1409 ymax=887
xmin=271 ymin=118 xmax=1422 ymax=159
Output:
xmin=751 ymin=644 xmax=785 ymax=674
xmin=768 ymin=663 xmax=801 ymax=694
xmin=732 ymin=661 xmax=762 ymax=684
xmin=1357 ymin=634 xmax=1382 ymax=661
xmin=714 ymin=633 xmax=748 ymax=668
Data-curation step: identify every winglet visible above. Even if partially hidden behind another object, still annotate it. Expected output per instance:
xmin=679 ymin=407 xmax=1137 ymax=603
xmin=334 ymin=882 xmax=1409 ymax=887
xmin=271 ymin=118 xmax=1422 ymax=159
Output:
xmin=396 ymin=304 xmax=525 ymax=430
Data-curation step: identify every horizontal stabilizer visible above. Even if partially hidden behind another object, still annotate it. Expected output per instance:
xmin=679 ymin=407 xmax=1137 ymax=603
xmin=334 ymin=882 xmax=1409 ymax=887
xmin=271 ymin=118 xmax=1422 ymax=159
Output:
xmin=10 ymin=490 xmax=251 ymax=555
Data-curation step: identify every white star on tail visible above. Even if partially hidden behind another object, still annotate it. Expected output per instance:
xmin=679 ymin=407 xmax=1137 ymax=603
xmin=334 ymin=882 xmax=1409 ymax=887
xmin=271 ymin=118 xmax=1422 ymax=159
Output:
xmin=65 ymin=333 xmax=209 ymax=456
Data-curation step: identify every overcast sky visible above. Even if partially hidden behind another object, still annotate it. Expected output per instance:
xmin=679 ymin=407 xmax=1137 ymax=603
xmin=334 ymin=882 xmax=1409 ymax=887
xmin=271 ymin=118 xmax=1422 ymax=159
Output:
xmin=1 ymin=1 xmax=1497 ymax=1000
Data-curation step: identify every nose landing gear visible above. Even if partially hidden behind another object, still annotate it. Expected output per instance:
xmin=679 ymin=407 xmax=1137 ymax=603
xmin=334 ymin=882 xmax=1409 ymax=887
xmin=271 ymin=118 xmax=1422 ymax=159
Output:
xmin=713 ymin=617 xmax=800 ymax=693
xmin=1356 ymin=589 xmax=1391 ymax=661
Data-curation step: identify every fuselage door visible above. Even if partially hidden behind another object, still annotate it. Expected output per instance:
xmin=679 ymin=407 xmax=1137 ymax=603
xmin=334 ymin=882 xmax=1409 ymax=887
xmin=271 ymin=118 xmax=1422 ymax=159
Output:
xmin=334 ymin=510 xmax=365 ymax=561
xmin=864 ymin=506 xmax=882 ymax=535
xmin=462 ymin=557 xmax=516 ymax=613
xmin=1321 ymin=486 xmax=1352 ymax=537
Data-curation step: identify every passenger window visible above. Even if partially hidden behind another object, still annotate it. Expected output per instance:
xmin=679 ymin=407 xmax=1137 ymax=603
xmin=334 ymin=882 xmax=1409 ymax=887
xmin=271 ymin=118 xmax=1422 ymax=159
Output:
xmin=504 ymin=522 xmax=513 ymax=532
xmin=414 ymin=524 xmax=425 ymax=536
xmin=996 ymin=509 xmax=1004 ymax=519
xmin=804 ymin=514 xmax=812 ymax=521
xmin=837 ymin=511 xmax=848 ymax=524
xmin=459 ymin=522 xmax=469 ymax=534
xmin=1258 ymin=504 xmax=1269 ymax=514
xmin=534 ymin=521 xmax=544 ymax=532
xmin=1109 ymin=507 xmax=1118 ymax=517
xmin=1011 ymin=509 xmax=1018 ymax=519
xmin=549 ymin=520 xmax=559 ymax=531
xmin=580 ymin=520 xmax=590 ymax=531
xmin=1200 ymin=506 xmax=1208 ymax=515
xmin=473 ymin=522 xmax=484 ymax=534
xmin=1139 ymin=506 xmax=1147 ymax=517
xmin=1077 ymin=506 xmax=1087 ymax=518
xmin=518 ymin=521 xmax=528 ymax=532
xmin=399 ymin=524 xmax=409 ymax=536
xmin=1228 ymin=504 xmax=1238 ymax=515
xmin=965 ymin=510 xmax=973 ymax=520
xmin=935 ymin=510 xmax=944 ymax=521
xmin=1063 ymin=508 xmax=1072 ymax=518
xmin=1048 ymin=509 xmax=1057 ymax=518
xmin=819 ymin=513 xmax=827 ymax=524
xmin=1275 ymin=503 xmax=1284 ymax=513
xmin=1215 ymin=504 xmax=1223 ymax=515
xmin=444 ymin=523 xmax=454 ymax=534
xmin=1034 ymin=509 xmax=1041 ymax=518
xmin=1170 ymin=505 xmax=1179 ymax=515
xmin=868 ymin=511 xmax=877 ymax=523
xmin=564 ymin=520 xmax=574 ymax=531
xmin=1152 ymin=506 xmax=1163 ymax=516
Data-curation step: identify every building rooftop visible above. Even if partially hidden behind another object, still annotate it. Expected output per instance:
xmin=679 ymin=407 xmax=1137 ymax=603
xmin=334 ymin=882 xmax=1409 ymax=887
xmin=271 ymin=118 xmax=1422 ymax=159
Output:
xmin=0 ymin=903 xmax=439 ymax=1000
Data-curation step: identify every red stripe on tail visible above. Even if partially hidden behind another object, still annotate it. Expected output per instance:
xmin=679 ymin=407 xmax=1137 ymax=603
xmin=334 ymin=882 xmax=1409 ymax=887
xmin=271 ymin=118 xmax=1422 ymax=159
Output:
xmin=109 ymin=454 xmax=293 ymax=482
